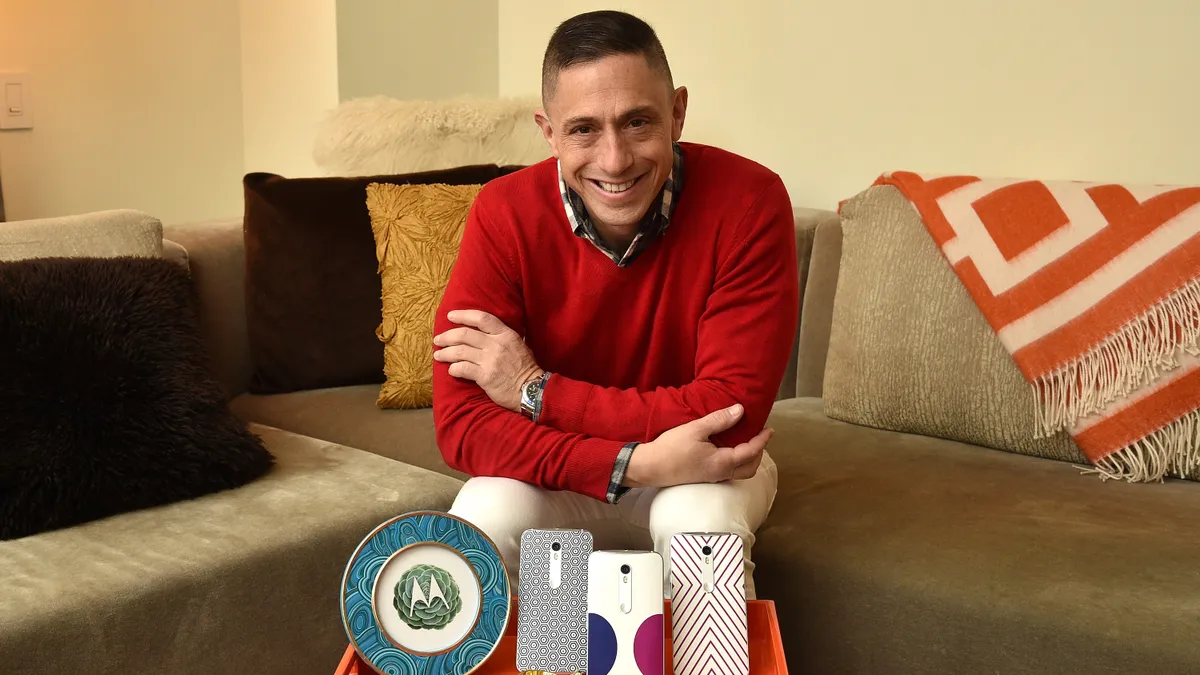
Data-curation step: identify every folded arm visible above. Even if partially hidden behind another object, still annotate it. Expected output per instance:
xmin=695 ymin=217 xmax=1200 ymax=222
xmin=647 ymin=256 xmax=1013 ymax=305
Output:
xmin=432 ymin=194 xmax=625 ymax=502
xmin=537 ymin=177 xmax=800 ymax=447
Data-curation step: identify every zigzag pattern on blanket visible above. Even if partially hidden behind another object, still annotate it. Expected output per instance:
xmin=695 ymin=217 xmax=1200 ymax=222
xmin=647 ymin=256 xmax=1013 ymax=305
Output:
xmin=876 ymin=171 xmax=1200 ymax=481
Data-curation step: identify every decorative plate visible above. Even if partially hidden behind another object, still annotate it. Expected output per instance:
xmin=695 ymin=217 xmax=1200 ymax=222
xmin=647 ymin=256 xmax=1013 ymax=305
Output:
xmin=341 ymin=511 xmax=511 ymax=675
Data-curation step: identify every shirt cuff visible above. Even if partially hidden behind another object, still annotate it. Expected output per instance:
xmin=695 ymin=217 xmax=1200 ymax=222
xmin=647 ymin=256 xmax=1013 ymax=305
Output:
xmin=606 ymin=442 xmax=638 ymax=504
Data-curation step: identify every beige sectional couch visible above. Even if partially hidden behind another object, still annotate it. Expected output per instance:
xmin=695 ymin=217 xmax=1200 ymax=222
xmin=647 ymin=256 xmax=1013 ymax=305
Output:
xmin=0 ymin=214 xmax=464 ymax=675
xmin=5 ymin=198 xmax=1200 ymax=675
xmin=759 ymin=198 xmax=1200 ymax=675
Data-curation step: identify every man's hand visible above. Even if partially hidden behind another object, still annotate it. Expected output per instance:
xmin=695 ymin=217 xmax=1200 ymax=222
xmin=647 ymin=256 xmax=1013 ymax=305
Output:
xmin=623 ymin=404 xmax=773 ymax=489
xmin=433 ymin=310 xmax=543 ymax=412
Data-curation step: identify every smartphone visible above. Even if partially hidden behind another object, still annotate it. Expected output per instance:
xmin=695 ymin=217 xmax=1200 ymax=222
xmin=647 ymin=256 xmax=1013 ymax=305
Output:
xmin=669 ymin=532 xmax=749 ymax=675
xmin=587 ymin=550 xmax=664 ymax=675
xmin=515 ymin=528 xmax=592 ymax=673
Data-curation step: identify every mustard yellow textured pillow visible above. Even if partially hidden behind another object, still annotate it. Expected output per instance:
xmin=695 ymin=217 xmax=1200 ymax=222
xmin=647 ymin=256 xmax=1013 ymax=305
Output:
xmin=366 ymin=182 xmax=484 ymax=408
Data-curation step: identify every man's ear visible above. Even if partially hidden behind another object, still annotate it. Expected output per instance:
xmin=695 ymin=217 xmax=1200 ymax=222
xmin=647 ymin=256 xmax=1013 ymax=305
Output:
xmin=670 ymin=86 xmax=688 ymax=142
xmin=534 ymin=109 xmax=559 ymax=158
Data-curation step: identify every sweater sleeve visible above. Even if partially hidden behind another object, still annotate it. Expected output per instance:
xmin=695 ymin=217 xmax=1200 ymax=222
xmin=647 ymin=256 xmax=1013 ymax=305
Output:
xmin=432 ymin=189 xmax=625 ymax=502
xmin=537 ymin=176 xmax=800 ymax=448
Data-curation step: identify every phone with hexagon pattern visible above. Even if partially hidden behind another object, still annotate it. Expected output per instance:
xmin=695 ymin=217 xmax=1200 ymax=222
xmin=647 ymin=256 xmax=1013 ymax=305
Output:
xmin=515 ymin=528 xmax=592 ymax=673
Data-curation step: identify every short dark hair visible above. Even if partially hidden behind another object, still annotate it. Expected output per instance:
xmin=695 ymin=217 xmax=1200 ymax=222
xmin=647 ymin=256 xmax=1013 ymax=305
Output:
xmin=541 ymin=10 xmax=673 ymax=106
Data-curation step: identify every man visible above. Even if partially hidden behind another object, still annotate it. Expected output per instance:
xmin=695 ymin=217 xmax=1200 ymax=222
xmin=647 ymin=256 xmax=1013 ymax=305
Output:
xmin=431 ymin=9 xmax=797 ymax=599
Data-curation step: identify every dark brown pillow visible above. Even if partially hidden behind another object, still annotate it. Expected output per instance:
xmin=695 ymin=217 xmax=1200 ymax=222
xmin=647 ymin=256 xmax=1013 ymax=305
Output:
xmin=0 ymin=256 xmax=274 ymax=540
xmin=242 ymin=165 xmax=523 ymax=394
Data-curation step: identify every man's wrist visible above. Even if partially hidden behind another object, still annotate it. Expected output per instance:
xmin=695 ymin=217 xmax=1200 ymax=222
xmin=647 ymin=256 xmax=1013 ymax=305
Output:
xmin=622 ymin=440 xmax=653 ymax=488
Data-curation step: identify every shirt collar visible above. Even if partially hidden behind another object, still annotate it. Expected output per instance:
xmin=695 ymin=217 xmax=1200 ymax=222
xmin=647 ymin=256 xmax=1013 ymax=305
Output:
xmin=558 ymin=142 xmax=685 ymax=268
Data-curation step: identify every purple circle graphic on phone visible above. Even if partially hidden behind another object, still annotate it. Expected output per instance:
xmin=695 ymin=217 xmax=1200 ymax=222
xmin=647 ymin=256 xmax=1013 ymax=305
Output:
xmin=634 ymin=613 xmax=664 ymax=674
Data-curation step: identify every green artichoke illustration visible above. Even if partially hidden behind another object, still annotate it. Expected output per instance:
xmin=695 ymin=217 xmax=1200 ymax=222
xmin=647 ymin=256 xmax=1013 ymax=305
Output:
xmin=393 ymin=564 xmax=462 ymax=630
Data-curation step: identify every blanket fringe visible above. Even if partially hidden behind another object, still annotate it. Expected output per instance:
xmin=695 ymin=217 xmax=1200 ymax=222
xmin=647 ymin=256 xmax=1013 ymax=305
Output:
xmin=1078 ymin=408 xmax=1200 ymax=482
xmin=1033 ymin=277 xmax=1200 ymax=437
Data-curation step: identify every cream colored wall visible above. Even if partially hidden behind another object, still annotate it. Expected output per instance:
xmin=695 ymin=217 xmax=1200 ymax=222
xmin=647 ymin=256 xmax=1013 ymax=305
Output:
xmin=5 ymin=1 xmax=1193 ymax=221
xmin=0 ymin=0 xmax=338 ymax=222
xmin=241 ymin=0 xmax=339 ymax=178
xmin=336 ymin=0 xmax=498 ymax=101
xmin=0 ymin=0 xmax=245 ymax=222
xmin=499 ymin=0 xmax=1200 ymax=210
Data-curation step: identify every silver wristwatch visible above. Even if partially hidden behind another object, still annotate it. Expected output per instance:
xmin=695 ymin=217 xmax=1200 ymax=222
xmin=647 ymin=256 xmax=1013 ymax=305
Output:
xmin=519 ymin=373 xmax=549 ymax=421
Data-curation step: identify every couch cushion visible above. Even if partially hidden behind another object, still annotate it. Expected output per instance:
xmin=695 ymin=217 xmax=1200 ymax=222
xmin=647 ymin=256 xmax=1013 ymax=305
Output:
xmin=163 ymin=219 xmax=253 ymax=399
xmin=0 ymin=208 xmax=161 ymax=260
xmin=755 ymin=397 xmax=1200 ymax=675
xmin=821 ymin=185 xmax=1084 ymax=463
xmin=0 ymin=424 xmax=463 ymax=675
xmin=230 ymin=385 xmax=464 ymax=480
xmin=0 ymin=256 xmax=273 ymax=540
xmin=242 ymin=166 xmax=522 ymax=396
xmin=367 ymin=181 xmax=484 ymax=409
xmin=794 ymin=216 xmax=842 ymax=398
xmin=778 ymin=207 xmax=835 ymax=401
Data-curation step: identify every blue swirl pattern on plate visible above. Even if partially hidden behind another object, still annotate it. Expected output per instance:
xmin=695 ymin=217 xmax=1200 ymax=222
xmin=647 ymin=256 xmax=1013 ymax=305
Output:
xmin=341 ymin=511 xmax=510 ymax=675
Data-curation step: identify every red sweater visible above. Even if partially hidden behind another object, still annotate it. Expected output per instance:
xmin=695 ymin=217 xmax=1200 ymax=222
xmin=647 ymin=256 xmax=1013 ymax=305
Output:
xmin=432 ymin=142 xmax=799 ymax=502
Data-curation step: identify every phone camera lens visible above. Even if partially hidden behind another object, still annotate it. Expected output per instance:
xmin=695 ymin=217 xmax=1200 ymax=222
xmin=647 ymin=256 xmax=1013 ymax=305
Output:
xmin=702 ymin=545 xmax=712 ymax=556
xmin=620 ymin=564 xmax=631 ymax=574
xmin=551 ymin=542 xmax=561 ymax=551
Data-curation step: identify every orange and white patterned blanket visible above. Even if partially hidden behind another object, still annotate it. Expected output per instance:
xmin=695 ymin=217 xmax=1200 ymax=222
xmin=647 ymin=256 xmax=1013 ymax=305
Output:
xmin=877 ymin=171 xmax=1200 ymax=481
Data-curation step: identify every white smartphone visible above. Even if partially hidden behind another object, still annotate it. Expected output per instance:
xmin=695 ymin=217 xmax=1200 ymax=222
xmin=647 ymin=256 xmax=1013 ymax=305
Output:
xmin=669 ymin=532 xmax=749 ymax=675
xmin=587 ymin=550 xmax=664 ymax=675
xmin=515 ymin=528 xmax=591 ymax=673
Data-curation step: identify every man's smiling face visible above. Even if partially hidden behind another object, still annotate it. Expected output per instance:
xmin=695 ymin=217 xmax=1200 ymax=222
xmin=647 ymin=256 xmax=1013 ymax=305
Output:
xmin=536 ymin=53 xmax=687 ymax=248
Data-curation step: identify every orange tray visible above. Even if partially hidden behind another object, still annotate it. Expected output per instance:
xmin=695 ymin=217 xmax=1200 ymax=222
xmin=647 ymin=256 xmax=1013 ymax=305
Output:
xmin=335 ymin=598 xmax=788 ymax=675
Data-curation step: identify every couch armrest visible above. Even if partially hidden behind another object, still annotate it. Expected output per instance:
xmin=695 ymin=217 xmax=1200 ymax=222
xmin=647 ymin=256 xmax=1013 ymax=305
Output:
xmin=776 ymin=207 xmax=839 ymax=401
xmin=163 ymin=218 xmax=252 ymax=399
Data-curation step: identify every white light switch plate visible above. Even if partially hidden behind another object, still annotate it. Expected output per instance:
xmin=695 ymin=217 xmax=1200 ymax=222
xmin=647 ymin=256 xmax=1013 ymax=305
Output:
xmin=1 ymin=72 xmax=33 ymax=130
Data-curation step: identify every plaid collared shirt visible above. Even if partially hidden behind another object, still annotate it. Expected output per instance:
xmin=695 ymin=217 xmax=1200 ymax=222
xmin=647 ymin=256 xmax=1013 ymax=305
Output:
xmin=529 ymin=143 xmax=685 ymax=503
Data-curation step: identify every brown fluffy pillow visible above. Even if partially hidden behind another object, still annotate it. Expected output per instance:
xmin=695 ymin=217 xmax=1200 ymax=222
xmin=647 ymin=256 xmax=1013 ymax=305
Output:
xmin=242 ymin=165 xmax=522 ymax=394
xmin=0 ymin=256 xmax=274 ymax=540
xmin=366 ymin=182 xmax=484 ymax=408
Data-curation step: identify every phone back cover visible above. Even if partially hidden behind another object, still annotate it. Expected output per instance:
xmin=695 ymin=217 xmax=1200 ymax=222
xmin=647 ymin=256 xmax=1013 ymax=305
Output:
xmin=587 ymin=550 xmax=664 ymax=675
xmin=669 ymin=533 xmax=749 ymax=675
xmin=515 ymin=528 xmax=591 ymax=672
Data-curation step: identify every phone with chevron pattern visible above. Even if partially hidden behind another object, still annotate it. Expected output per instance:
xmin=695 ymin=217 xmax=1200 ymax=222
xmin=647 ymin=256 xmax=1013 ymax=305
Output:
xmin=516 ymin=528 xmax=591 ymax=673
xmin=669 ymin=532 xmax=749 ymax=675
